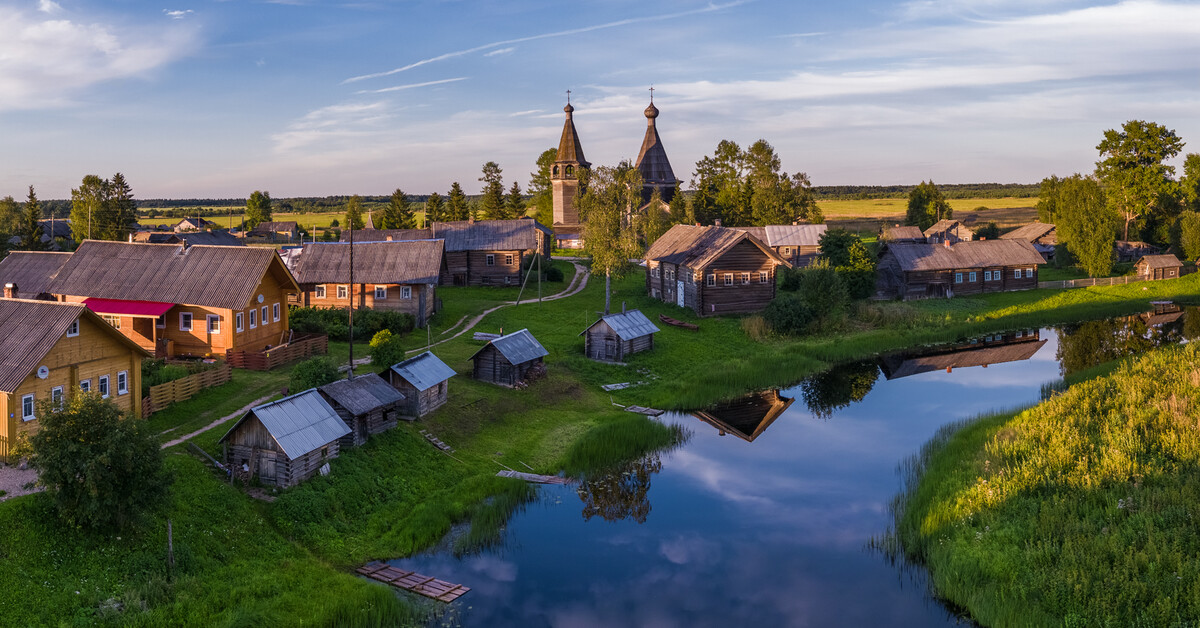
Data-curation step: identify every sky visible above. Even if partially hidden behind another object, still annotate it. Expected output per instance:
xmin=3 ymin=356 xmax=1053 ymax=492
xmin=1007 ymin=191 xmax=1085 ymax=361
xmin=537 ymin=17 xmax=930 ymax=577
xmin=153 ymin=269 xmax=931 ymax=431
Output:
xmin=2 ymin=0 xmax=1200 ymax=199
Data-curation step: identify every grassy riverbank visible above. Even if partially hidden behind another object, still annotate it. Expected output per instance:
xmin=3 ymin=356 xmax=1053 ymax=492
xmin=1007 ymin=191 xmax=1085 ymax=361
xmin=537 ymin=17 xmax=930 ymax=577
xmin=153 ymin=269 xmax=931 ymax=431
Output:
xmin=893 ymin=344 xmax=1200 ymax=626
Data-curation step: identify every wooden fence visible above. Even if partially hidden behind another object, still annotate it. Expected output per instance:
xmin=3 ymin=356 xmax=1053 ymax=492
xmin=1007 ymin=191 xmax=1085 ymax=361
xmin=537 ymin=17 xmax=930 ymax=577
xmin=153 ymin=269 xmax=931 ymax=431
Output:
xmin=0 ymin=435 xmax=8 ymax=462
xmin=1038 ymin=275 xmax=1143 ymax=290
xmin=225 ymin=334 xmax=328 ymax=371
xmin=142 ymin=363 xmax=233 ymax=418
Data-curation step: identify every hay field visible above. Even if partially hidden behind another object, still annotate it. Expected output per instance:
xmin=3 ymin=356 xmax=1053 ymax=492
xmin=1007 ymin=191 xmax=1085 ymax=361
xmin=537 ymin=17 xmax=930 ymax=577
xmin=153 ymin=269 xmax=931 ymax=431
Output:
xmin=821 ymin=197 xmax=1037 ymax=234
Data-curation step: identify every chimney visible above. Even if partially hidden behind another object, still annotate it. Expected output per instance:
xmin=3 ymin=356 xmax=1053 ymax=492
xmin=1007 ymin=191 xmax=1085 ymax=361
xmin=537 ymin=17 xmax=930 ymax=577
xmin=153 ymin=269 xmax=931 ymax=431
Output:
xmin=943 ymin=239 xmax=952 ymax=249
xmin=622 ymin=301 xmax=626 ymax=313
xmin=3 ymin=283 xmax=16 ymax=298
xmin=128 ymin=233 xmax=133 ymax=243
xmin=714 ymin=219 xmax=722 ymax=227
xmin=979 ymin=237 xmax=986 ymax=241
xmin=695 ymin=222 xmax=701 ymax=227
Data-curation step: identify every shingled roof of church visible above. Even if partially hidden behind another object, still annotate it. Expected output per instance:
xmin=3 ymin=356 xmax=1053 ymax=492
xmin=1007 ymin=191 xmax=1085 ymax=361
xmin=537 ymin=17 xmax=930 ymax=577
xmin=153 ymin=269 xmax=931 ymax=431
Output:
xmin=555 ymin=103 xmax=590 ymax=167
xmin=635 ymin=101 xmax=675 ymax=186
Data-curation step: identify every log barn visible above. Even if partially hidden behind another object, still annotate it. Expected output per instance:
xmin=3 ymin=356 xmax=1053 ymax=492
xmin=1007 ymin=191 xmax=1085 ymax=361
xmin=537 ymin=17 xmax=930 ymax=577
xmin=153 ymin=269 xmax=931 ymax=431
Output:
xmin=388 ymin=351 xmax=456 ymax=418
xmin=470 ymin=329 xmax=548 ymax=387
xmin=431 ymin=219 xmax=552 ymax=286
xmin=0 ymin=299 xmax=150 ymax=462
xmin=923 ymin=220 xmax=973 ymax=245
xmin=999 ymin=222 xmax=1057 ymax=261
xmin=318 ymin=373 xmax=408 ymax=447
xmin=1135 ymin=254 xmax=1187 ymax=280
xmin=875 ymin=239 xmax=1044 ymax=300
xmin=218 ymin=389 xmax=350 ymax=488
xmin=737 ymin=224 xmax=828 ymax=268
xmin=644 ymin=224 xmax=790 ymax=317
xmin=690 ymin=390 xmax=794 ymax=443
xmin=580 ymin=309 xmax=659 ymax=362
xmin=286 ymin=240 xmax=443 ymax=327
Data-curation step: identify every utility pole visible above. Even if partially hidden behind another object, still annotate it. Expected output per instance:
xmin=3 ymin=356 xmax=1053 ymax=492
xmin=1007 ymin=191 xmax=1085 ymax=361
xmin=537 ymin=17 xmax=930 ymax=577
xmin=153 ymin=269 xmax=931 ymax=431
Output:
xmin=347 ymin=218 xmax=354 ymax=379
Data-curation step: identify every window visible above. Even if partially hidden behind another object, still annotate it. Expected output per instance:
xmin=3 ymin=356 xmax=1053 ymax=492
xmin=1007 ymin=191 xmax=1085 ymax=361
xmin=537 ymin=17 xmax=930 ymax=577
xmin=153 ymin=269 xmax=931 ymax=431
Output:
xmin=337 ymin=285 xmax=348 ymax=299
xmin=79 ymin=379 xmax=91 ymax=393
xmin=156 ymin=315 xmax=166 ymax=329
xmin=273 ymin=303 xmax=280 ymax=322
xmin=955 ymin=272 xmax=963 ymax=283
xmin=99 ymin=375 xmax=110 ymax=398
xmin=315 ymin=285 xmax=326 ymax=298
xmin=261 ymin=306 xmax=269 ymax=326
xmin=969 ymin=271 xmax=977 ymax=282
xmin=723 ymin=273 xmax=733 ymax=286
xmin=1028 ymin=267 xmax=1035 ymax=276
xmin=486 ymin=254 xmax=495 ymax=266
xmin=760 ymin=271 xmax=769 ymax=283
xmin=249 ymin=308 xmax=257 ymax=329
xmin=236 ymin=312 xmax=244 ymax=332
xmin=706 ymin=274 xmax=716 ymax=287
xmin=21 ymin=394 xmax=34 ymax=421
xmin=321 ymin=446 xmax=329 ymax=458
xmin=652 ymin=266 xmax=659 ymax=278
xmin=207 ymin=314 xmax=220 ymax=333
xmin=783 ymin=247 xmax=792 ymax=256
xmin=505 ymin=254 xmax=514 ymax=266
xmin=1014 ymin=269 xmax=1022 ymax=279
xmin=741 ymin=272 xmax=751 ymax=285
xmin=983 ymin=271 xmax=992 ymax=281
xmin=102 ymin=315 xmax=121 ymax=329
xmin=375 ymin=286 xmax=387 ymax=300
xmin=401 ymin=286 xmax=412 ymax=299
xmin=180 ymin=312 xmax=193 ymax=331
xmin=66 ymin=320 xmax=79 ymax=337
xmin=117 ymin=371 xmax=128 ymax=395
xmin=51 ymin=386 xmax=64 ymax=408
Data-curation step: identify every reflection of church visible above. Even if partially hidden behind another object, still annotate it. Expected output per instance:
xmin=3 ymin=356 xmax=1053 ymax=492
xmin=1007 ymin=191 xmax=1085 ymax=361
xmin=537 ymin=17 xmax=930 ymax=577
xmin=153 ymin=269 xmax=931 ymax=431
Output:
xmin=551 ymin=93 xmax=679 ymax=247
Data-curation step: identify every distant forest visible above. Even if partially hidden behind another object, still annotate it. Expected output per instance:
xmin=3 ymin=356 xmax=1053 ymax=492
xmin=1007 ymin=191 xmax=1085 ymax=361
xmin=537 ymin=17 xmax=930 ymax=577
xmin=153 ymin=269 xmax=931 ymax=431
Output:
xmin=811 ymin=183 xmax=1039 ymax=200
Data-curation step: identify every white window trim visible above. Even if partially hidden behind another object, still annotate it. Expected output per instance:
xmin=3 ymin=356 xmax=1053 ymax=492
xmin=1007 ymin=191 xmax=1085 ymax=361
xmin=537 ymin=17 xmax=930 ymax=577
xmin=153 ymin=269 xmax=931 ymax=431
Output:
xmin=21 ymin=393 xmax=35 ymax=421
xmin=207 ymin=314 xmax=220 ymax=333
xmin=117 ymin=371 xmax=129 ymax=395
xmin=156 ymin=315 xmax=166 ymax=329
xmin=261 ymin=306 xmax=269 ymax=326
xmin=236 ymin=312 xmax=244 ymax=332
xmin=760 ymin=271 xmax=769 ymax=283
xmin=741 ymin=272 xmax=751 ymax=285
xmin=273 ymin=303 xmax=280 ymax=322
xmin=723 ymin=273 xmax=734 ymax=286
xmin=1014 ymin=269 xmax=1022 ymax=279
xmin=249 ymin=308 xmax=257 ymax=329
xmin=315 ymin=285 xmax=326 ymax=298
xmin=375 ymin=286 xmax=388 ymax=300
xmin=337 ymin=285 xmax=348 ymax=299
xmin=79 ymin=379 xmax=91 ymax=393
xmin=401 ymin=286 xmax=412 ymax=299
xmin=486 ymin=254 xmax=495 ymax=266
xmin=706 ymin=274 xmax=716 ymax=287
xmin=179 ymin=312 xmax=193 ymax=332
xmin=99 ymin=375 xmax=110 ymax=399
xmin=51 ymin=386 xmax=64 ymax=408
xmin=66 ymin=319 xmax=80 ymax=337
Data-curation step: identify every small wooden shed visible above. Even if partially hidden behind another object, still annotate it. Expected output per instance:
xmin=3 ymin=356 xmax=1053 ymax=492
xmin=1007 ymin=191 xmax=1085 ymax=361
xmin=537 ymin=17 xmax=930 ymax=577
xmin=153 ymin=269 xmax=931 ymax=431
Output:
xmin=389 ymin=351 xmax=456 ymax=418
xmin=580 ymin=309 xmax=660 ymax=362
xmin=470 ymin=329 xmax=548 ymax=387
xmin=319 ymin=373 xmax=408 ymax=447
xmin=1135 ymin=254 xmax=1186 ymax=280
xmin=218 ymin=389 xmax=351 ymax=488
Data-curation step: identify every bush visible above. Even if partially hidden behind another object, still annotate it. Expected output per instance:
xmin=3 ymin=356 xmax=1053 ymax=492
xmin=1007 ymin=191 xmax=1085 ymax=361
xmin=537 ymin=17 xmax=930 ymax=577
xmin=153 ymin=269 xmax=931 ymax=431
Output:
xmin=288 ymin=307 xmax=414 ymax=341
xmin=290 ymin=356 xmax=340 ymax=392
xmin=545 ymin=265 xmax=564 ymax=282
xmin=368 ymin=330 xmax=405 ymax=373
xmin=973 ymin=221 xmax=1000 ymax=240
xmin=763 ymin=294 xmax=817 ymax=336
xmin=795 ymin=262 xmax=849 ymax=317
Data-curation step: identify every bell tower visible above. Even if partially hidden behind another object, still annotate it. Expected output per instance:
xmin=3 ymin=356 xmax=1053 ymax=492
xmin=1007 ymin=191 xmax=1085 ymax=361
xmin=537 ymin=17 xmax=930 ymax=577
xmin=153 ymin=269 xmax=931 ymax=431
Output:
xmin=635 ymin=87 xmax=677 ymax=204
xmin=552 ymin=92 xmax=590 ymax=226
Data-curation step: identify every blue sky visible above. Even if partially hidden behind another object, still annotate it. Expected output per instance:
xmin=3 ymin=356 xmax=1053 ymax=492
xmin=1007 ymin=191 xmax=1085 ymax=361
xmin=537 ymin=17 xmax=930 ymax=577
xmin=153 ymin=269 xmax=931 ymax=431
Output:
xmin=3 ymin=0 xmax=1200 ymax=199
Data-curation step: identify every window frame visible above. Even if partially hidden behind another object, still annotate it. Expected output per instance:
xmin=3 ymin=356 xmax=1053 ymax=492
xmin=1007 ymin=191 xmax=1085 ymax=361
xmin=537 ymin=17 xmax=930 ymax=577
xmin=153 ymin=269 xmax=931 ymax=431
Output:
xmin=179 ymin=311 xmax=193 ymax=332
xmin=66 ymin=319 xmax=80 ymax=337
xmin=401 ymin=286 xmax=412 ymax=299
xmin=236 ymin=311 xmax=244 ymax=332
xmin=273 ymin=303 xmax=280 ymax=322
xmin=486 ymin=254 xmax=495 ymax=266
xmin=336 ymin=285 xmax=348 ymax=299
xmin=969 ymin=271 xmax=977 ymax=282
xmin=99 ymin=375 xmax=110 ymax=399
xmin=315 ymin=285 xmax=326 ymax=298
xmin=723 ymin=273 xmax=734 ymax=286
xmin=741 ymin=272 xmax=751 ymax=285
xmin=207 ymin=314 xmax=220 ymax=334
xmin=102 ymin=314 xmax=121 ymax=330
xmin=249 ymin=308 xmax=257 ymax=329
xmin=505 ymin=253 xmax=514 ymax=266
xmin=375 ymin=286 xmax=387 ymax=300
xmin=706 ymin=274 xmax=716 ymax=287
xmin=51 ymin=386 xmax=64 ymax=408
xmin=117 ymin=371 xmax=129 ymax=395
xmin=79 ymin=379 xmax=91 ymax=393
xmin=983 ymin=270 xmax=992 ymax=281
xmin=955 ymin=272 xmax=963 ymax=284
xmin=759 ymin=271 xmax=769 ymax=283
xmin=1014 ymin=269 xmax=1022 ymax=279
xmin=261 ymin=306 xmax=269 ymax=326
xmin=21 ymin=393 xmax=35 ymax=421
xmin=156 ymin=315 xmax=166 ymax=329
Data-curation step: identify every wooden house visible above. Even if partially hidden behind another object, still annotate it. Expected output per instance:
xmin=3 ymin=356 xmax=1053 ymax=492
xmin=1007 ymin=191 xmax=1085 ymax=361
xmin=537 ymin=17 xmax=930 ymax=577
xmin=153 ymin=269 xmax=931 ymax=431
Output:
xmin=431 ymin=219 xmax=552 ymax=286
xmin=173 ymin=217 xmax=213 ymax=232
xmin=644 ymin=224 xmax=790 ymax=317
xmin=470 ymin=329 xmax=548 ymax=387
xmin=875 ymin=239 xmax=1044 ymax=300
xmin=249 ymin=221 xmax=300 ymax=243
xmin=388 ymin=351 xmax=456 ymax=418
xmin=41 ymin=241 xmax=299 ymax=358
xmin=286 ymin=240 xmax=443 ymax=327
xmin=923 ymin=220 xmax=973 ymax=245
xmin=580 ymin=309 xmax=659 ymax=362
xmin=737 ymin=224 xmax=828 ymax=267
xmin=999 ymin=222 xmax=1057 ymax=261
xmin=0 ymin=251 xmax=72 ymax=300
xmin=1135 ymin=254 xmax=1187 ymax=280
xmin=878 ymin=330 xmax=1046 ymax=379
xmin=879 ymin=225 xmax=926 ymax=244
xmin=1114 ymin=240 xmax=1158 ymax=262
xmin=340 ymin=228 xmax=432 ymax=242
xmin=691 ymin=390 xmax=794 ymax=443
xmin=131 ymin=230 xmax=243 ymax=246
xmin=218 ymin=389 xmax=350 ymax=488
xmin=318 ymin=374 xmax=408 ymax=447
xmin=0 ymin=299 xmax=149 ymax=461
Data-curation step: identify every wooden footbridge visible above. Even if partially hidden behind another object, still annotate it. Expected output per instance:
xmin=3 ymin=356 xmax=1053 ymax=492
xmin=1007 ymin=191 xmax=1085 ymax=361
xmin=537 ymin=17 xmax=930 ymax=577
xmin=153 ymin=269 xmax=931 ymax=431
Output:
xmin=356 ymin=562 xmax=470 ymax=603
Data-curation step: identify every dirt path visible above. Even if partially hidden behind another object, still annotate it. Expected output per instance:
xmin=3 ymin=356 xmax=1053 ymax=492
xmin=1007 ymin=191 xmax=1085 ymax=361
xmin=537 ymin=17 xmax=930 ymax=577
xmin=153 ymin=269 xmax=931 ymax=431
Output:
xmin=0 ymin=466 xmax=40 ymax=502
xmin=160 ymin=394 xmax=275 ymax=449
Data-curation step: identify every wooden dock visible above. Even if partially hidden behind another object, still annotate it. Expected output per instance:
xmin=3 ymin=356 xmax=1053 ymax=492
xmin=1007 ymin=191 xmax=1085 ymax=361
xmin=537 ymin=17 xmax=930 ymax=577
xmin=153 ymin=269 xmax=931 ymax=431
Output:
xmin=356 ymin=562 xmax=470 ymax=603
xmin=625 ymin=405 xmax=665 ymax=417
xmin=496 ymin=469 xmax=572 ymax=485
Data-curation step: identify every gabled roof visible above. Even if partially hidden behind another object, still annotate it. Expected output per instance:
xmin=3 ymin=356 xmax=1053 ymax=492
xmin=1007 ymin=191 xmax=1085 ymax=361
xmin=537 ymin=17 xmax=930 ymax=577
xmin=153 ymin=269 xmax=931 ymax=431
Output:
xmin=340 ymin=228 xmax=432 ymax=243
xmin=219 ymin=389 xmax=350 ymax=460
xmin=879 ymin=335 xmax=1046 ymax=380
xmin=0 ymin=251 xmax=72 ymax=298
xmin=174 ymin=217 xmax=212 ymax=229
xmin=555 ymin=104 xmax=590 ymax=167
xmin=644 ymin=224 xmax=789 ymax=269
xmin=290 ymin=240 xmax=444 ymax=285
xmin=635 ymin=102 xmax=675 ymax=186
xmin=252 ymin=221 xmax=298 ymax=233
xmin=691 ymin=390 xmax=794 ymax=443
xmin=319 ymin=373 xmax=406 ymax=416
xmin=0 ymin=299 xmax=150 ymax=392
xmin=471 ymin=328 xmax=547 ymax=364
xmin=885 ymin=240 xmax=1045 ymax=272
xmin=581 ymin=309 xmax=659 ymax=341
xmin=37 ymin=220 xmax=72 ymax=239
xmin=177 ymin=230 xmax=243 ymax=247
xmin=923 ymin=220 xmax=968 ymax=237
xmin=1000 ymin=222 xmax=1056 ymax=242
xmin=763 ymin=224 xmax=827 ymax=247
xmin=46 ymin=240 xmax=299 ymax=310
xmin=1138 ymin=254 xmax=1183 ymax=269
xmin=880 ymin=225 xmax=926 ymax=242
xmin=431 ymin=220 xmax=541 ymax=252
xmin=390 ymin=351 xmax=456 ymax=391
xmin=132 ymin=232 xmax=182 ymax=244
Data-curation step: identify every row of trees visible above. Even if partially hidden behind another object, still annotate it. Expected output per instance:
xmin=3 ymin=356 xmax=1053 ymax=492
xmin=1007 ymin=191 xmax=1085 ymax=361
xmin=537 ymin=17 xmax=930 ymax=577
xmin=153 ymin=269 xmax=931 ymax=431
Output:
xmin=689 ymin=139 xmax=822 ymax=227
xmin=68 ymin=173 xmax=138 ymax=242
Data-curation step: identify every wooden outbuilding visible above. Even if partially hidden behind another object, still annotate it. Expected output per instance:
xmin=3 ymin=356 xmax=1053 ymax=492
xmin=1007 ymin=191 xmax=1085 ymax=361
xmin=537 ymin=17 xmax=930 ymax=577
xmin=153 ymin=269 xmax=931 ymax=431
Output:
xmin=999 ymin=222 xmax=1057 ymax=261
xmin=923 ymin=220 xmax=973 ymax=245
xmin=580 ymin=309 xmax=659 ymax=362
xmin=879 ymin=225 xmax=926 ymax=244
xmin=340 ymin=228 xmax=432 ymax=242
xmin=875 ymin=239 xmax=1044 ymax=300
xmin=691 ymin=390 xmax=794 ymax=443
xmin=1135 ymin=254 xmax=1187 ymax=280
xmin=388 ymin=351 xmax=456 ymax=418
xmin=1115 ymin=240 xmax=1159 ymax=262
xmin=0 ymin=299 xmax=150 ymax=461
xmin=248 ymin=221 xmax=301 ymax=243
xmin=318 ymin=373 xmax=408 ymax=447
xmin=644 ymin=224 xmax=790 ymax=317
xmin=218 ymin=389 xmax=350 ymax=488
xmin=737 ymin=224 xmax=828 ymax=267
xmin=470 ymin=329 xmax=548 ymax=387
xmin=431 ymin=219 xmax=552 ymax=286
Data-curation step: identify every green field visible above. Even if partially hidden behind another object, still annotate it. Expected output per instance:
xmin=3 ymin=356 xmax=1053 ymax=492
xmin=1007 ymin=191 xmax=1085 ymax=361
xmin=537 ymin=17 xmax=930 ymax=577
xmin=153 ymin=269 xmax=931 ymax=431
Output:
xmin=819 ymin=197 xmax=1038 ymax=234
xmin=138 ymin=210 xmax=430 ymax=232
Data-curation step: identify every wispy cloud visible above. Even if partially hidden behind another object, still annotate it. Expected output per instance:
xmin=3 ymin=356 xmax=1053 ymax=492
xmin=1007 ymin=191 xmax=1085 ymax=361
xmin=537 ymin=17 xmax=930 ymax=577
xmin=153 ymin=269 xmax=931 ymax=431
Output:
xmin=37 ymin=0 xmax=61 ymax=14
xmin=484 ymin=47 xmax=515 ymax=57
xmin=354 ymin=76 xmax=468 ymax=95
xmin=271 ymin=101 xmax=394 ymax=154
xmin=163 ymin=9 xmax=194 ymax=20
xmin=342 ymin=0 xmax=753 ymax=83
xmin=509 ymin=109 xmax=542 ymax=117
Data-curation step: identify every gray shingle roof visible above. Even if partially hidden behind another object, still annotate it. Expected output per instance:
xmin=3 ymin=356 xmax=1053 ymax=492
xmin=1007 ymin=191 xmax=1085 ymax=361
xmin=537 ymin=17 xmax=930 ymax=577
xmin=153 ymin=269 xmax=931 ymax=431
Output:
xmin=881 ymin=226 xmax=926 ymax=242
xmin=220 ymin=389 xmax=350 ymax=460
xmin=644 ymin=224 xmax=788 ymax=270
xmin=1138 ymin=254 xmax=1183 ymax=269
xmin=291 ymin=240 xmax=444 ymax=285
xmin=635 ymin=102 xmax=676 ymax=187
xmin=177 ymin=230 xmax=243 ymax=247
xmin=431 ymin=220 xmax=540 ymax=252
xmin=339 ymin=228 xmax=432 ymax=243
xmin=1000 ymin=222 xmax=1056 ymax=242
xmin=885 ymin=240 xmax=1045 ymax=271
xmin=319 ymin=373 xmax=406 ymax=416
xmin=472 ymin=328 xmax=547 ymax=364
xmin=0 ymin=251 xmax=72 ymax=298
xmin=390 ymin=351 xmax=456 ymax=391
xmin=556 ymin=105 xmax=590 ymax=167
xmin=581 ymin=309 xmax=659 ymax=341
xmin=763 ymin=224 xmax=828 ymax=247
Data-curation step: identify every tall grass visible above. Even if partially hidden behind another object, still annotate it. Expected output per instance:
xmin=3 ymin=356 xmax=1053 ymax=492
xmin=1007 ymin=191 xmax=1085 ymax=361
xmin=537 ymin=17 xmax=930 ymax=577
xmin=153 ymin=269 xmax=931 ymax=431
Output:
xmin=561 ymin=414 xmax=690 ymax=476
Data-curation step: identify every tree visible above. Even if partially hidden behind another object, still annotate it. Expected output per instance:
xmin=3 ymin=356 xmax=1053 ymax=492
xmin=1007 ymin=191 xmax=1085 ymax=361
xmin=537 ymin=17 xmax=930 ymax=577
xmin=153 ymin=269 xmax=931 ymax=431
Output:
xmin=424 ymin=191 xmax=445 ymax=225
xmin=693 ymin=139 xmax=819 ymax=227
xmin=816 ymin=228 xmax=875 ymax=299
xmin=344 ymin=195 xmax=365 ymax=231
xmin=290 ymin=356 xmax=340 ymax=391
xmin=1180 ymin=211 xmax=1200 ymax=260
xmin=817 ymin=228 xmax=860 ymax=267
xmin=107 ymin=172 xmax=138 ymax=240
xmin=667 ymin=180 xmax=690 ymax=224
xmin=799 ymin=361 xmax=880 ymax=419
xmin=506 ymin=182 xmax=524 ymax=218
xmin=245 ymin=190 xmax=272 ymax=229
xmin=379 ymin=188 xmax=415 ymax=229
xmin=973 ymin=222 xmax=1001 ymax=240
xmin=368 ymin=330 xmax=405 ymax=374
xmin=23 ymin=393 xmax=168 ymax=530
xmin=639 ymin=187 xmax=671 ymax=248
xmin=446 ymin=182 xmax=469 ymax=221
xmin=905 ymin=181 xmax=951 ymax=230
xmin=70 ymin=176 xmax=108 ymax=243
xmin=1179 ymin=153 xmax=1200 ymax=214
xmin=20 ymin=186 xmax=44 ymax=250
xmin=529 ymin=147 xmax=557 ymax=226
xmin=576 ymin=453 xmax=662 ymax=523
xmin=1056 ymin=174 xmax=1119 ymax=277
xmin=578 ymin=162 xmax=644 ymax=313
xmin=1037 ymin=175 xmax=1062 ymax=223
xmin=1095 ymin=120 xmax=1185 ymax=241
xmin=0 ymin=195 xmax=19 ymax=238
xmin=478 ymin=161 xmax=506 ymax=220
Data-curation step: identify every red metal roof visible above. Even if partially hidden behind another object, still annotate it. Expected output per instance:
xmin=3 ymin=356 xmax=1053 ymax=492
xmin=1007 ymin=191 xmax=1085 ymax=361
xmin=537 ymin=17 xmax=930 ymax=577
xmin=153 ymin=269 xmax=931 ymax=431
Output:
xmin=82 ymin=297 xmax=174 ymax=318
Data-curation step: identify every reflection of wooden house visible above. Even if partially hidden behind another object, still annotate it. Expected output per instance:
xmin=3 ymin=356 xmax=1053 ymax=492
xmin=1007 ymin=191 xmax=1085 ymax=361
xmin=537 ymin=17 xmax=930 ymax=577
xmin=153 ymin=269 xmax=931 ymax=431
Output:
xmin=691 ymin=390 xmax=794 ymax=443
xmin=580 ymin=309 xmax=659 ymax=362
xmin=0 ymin=251 xmax=71 ymax=299
xmin=1135 ymin=254 xmax=1186 ymax=281
xmin=318 ymin=373 xmax=408 ymax=447
xmin=219 ymin=389 xmax=350 ymax=488
xmin=432 ymin=219 xmax=552 ymax=286
xmin=878 ymin=330 xmax=1046 ymax=379
xmin=1141 ymin=302 xmax=1185 ymax=327
xmin=736 ymin=224 xmax=828 ymax=267
xmin=389 ymin=351 xmax=455 ymax=418
xmin=470 ymin=329 xmax=548 ymax=387
xmin=875 ymin=239 xmax=1043 ymax=300
xmin=923 ymin=220 xmax=973 ymax=245
xmin=1000 ymin=222 xmax=1057 ymax=261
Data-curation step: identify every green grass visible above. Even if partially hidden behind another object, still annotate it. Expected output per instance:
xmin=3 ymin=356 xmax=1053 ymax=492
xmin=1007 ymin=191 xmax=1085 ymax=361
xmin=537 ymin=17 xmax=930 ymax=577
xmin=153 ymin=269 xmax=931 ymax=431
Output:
xmin=893 ymin=344 xmax=1200 ymax=626
xmin=138 ymin=210 xmax=431 ymax=232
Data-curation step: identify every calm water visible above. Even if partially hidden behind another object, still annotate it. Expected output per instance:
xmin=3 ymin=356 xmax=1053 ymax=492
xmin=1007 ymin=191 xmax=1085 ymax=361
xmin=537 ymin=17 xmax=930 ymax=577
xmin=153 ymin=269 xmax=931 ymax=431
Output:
xmin=393 ymin=308 xmax=1196 ymax=627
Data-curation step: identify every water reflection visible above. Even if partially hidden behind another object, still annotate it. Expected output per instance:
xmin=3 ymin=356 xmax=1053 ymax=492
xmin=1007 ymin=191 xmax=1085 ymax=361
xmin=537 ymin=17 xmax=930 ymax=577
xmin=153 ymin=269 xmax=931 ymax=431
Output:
xmin=577 ymin=453 xmax=662 ymax=524
xmin=1055 ymin=304 xmax=1194 ymax=376
xmin=691 ymin=390 xmax=794 ymax=441
xmin=879 ymin=330 xmax=1046 ymax=380
xmin=799 ymin=361 xmax=880 ymax=419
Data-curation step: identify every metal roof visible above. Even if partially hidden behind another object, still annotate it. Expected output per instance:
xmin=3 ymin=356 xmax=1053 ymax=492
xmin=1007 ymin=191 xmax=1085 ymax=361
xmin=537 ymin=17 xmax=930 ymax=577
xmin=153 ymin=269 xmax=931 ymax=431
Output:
xmin=635 ymin=102 xmax=675 ymax=187
xmin=390 ymin=351 xmax=456 ymax=391
xmin=885 ymin=240 xmax=1045 ymax=272
xmin=556 ymin=104 xmax=590 ymax=167
xmin=581 ymin=309 xmax=660 ymax=341
xmin=220 ymin=389 xmax=350 ymax=460
xmin=319 ymin=373 xmax=406 ymax=416
xmin=472 ymin=328 xmax=548 ymax=364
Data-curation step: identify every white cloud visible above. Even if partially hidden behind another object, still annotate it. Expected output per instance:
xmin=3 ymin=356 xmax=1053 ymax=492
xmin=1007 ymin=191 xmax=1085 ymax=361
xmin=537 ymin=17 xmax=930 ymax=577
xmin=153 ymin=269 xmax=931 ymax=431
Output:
xmin=270 ymin=101 xmax=392 ymax=154
xmin=354 ymin=76 xmax=468 ymax=95
xmin=163 ymin=9 xmax=194 ymax=20
xmin=484 ymin=47 xmax=515 ymax=57
xmin=37 ymin=0 xmax=61 ymax=14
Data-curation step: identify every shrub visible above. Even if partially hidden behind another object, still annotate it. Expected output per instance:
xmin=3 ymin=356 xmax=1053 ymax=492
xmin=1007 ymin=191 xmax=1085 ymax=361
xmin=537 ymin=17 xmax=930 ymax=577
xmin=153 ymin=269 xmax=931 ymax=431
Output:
xmin=290 ymin=356 xmax=340 ymax=392
xmin=288 ymin=307 xmax=414 ymax=341
xmin=763 ymin=294 xmax=817 ymax=336
xmin=545 ymin=265 xmax=564 ymax=282
xmin=368 ymin=330 xmax=405 ymax=373
xmin=795 ymin=262 xmax=849 ymax=317
xmin=973 ymin=221 xmax=1000 ymax=240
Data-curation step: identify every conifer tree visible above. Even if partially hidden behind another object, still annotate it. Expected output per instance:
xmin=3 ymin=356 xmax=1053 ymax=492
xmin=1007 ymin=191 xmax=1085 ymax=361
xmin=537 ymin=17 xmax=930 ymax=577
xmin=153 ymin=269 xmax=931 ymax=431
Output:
xmin=424 ymin=191 xmax=445 ymax=225
xmin=505 ymin=181 xmax=523 ymax=219
xmin=379 ymin=188 xmax=415 ymax=229
xmin=344 ymin=195 xmax=366 ymax=231
xmin=107 ymin=172 xmax=138 ymax=240
xmin=20 ymin=186 xmax=44 ymax=250
xmin=446 ymin=182 xmax=469 ymax=221
xmin=529 ymin=147 xmax=556 ymax=226
xmin=478 ymin=161 xmax=506 ymax=220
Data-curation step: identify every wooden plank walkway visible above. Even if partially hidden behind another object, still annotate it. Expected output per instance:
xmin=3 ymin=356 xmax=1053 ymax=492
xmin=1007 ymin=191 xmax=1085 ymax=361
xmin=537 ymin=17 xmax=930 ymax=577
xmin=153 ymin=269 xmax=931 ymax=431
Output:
xmin=496 ymin=469 xmax=572 ymax=485
xmin=419 ymin=429 xmax=454 ymax=453
xmin=356 ymin=562 xmax=470 ymax=603
xmin=625 ymin=405 xmax=665 ymax=417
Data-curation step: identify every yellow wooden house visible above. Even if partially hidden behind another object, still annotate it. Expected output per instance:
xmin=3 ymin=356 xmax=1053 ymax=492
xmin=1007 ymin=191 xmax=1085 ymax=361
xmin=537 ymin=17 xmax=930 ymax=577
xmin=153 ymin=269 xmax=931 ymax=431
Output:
xmin=0 ymin=299 xmax=150 ymax=461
